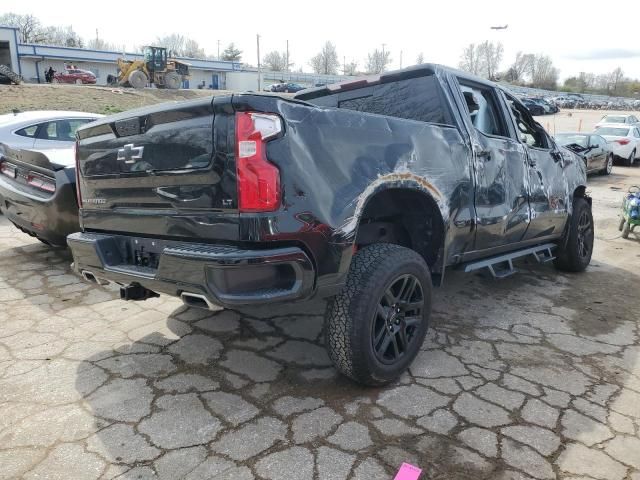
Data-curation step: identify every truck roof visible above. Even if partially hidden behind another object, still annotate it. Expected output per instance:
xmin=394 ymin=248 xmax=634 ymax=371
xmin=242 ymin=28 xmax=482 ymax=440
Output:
xmin=295 ymin=63 xmax=504 ymax=101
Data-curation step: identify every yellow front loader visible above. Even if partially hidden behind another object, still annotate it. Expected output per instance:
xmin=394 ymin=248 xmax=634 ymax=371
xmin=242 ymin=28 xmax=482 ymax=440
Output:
xmin=107 ymin=46 xmax=190 ymax=89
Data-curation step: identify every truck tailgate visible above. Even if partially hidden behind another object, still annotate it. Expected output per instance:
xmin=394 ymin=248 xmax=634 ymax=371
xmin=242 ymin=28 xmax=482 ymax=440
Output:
xmin=76 ymin=97 xmax=238 ymax=241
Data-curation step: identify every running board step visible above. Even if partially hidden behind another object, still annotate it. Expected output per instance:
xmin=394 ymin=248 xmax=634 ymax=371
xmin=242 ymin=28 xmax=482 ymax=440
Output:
xmin=462 ymin=243 xmax=556 ymax=279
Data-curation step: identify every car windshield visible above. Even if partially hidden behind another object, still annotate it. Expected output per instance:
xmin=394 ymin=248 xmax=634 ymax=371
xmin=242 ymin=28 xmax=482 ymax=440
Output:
xmin=555 ymin=134 xmax=588 ymax=147
xmin=597 ymin=127 xmax=630 ymax=136
xmin=603 ymin=116 xmax=626 ymax=123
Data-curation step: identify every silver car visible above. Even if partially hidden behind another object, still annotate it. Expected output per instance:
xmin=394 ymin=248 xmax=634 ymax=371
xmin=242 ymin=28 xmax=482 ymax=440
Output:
xmin=0 ymin=110 xmax=103 ymax=150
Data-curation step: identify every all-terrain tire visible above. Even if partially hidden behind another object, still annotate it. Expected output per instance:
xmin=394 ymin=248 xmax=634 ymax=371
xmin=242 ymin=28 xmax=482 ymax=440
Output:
xmin=324 ymin=243 xmax=432 ymax=386
xmin=619 ymin=217 xmax=626 ymax=231
xmin=554 ymin=197 xmax=594 ymax=272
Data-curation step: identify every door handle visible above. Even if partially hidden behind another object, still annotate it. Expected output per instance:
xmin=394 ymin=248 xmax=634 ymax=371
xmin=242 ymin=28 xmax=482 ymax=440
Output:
xmin=476 ymin=149 xmax=492 ymax=161
xmin=551 ymin=151 xmax=563 ymax=163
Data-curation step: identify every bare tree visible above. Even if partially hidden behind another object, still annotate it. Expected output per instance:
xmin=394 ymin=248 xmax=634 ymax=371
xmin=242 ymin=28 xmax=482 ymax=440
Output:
xmin=221 ymin=43 xmax=242 ymax=62
xmin=365 ymin=49 xmax=392 ymax=74
xmin=508 ymin=52 xmax=534 ymax=82
xmin=41 ymin=25 xmax=84 ymax=48
xmin=0 ymin=13 xmax=44 ymax=43
xmin=87 ymin=37 xmax=125 ymax=52
xmin=458 ymin=43 xmax=482 ymax=76
xmin=183 ymin=39 xmax=206 ymax=59
xmin=262 ymin=51 xmax=289 ymax=72
xmin=610 ymin=67 xmax=625 ymax=95
xmin=154 ymin=34 xmax=186 ymax=56
xmin=528 ymin=55 xmax=559 ymax=89
xmin=415 ymin=52 xmax=425 ymax=65
xmin=309 ymin=42 xmax=339 ymax=75
xmin=343 ymin=61 xmax=358 ymax=76
xmin=477 ymin=41 xmax=503 ymax=80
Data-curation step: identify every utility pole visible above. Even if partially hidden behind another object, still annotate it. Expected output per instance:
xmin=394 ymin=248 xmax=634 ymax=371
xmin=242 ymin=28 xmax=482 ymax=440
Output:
xmin=286 ymin=40 xmax=289 ymax=72
xmin=343 ymin=56 xmax=346 ymax=75
xmin=217 ymin=40 xmax=221 ymax=60
xmin=399 ymin=50 xmax=403 ymax=69
xmin=381 ymin=43 xmax=386 ymax=73
xmin=256 ymin=34 xmax=261 ymax=91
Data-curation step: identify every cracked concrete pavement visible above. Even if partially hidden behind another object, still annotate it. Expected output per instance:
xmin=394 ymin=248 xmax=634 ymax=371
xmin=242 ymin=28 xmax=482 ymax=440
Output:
xmin=0 ymin=165 xmax=639 ymax=480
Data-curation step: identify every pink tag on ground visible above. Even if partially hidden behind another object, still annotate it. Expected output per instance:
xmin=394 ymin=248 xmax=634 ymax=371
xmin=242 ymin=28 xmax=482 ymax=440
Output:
xmin=394 ymin=462 xmax=422 ymax=480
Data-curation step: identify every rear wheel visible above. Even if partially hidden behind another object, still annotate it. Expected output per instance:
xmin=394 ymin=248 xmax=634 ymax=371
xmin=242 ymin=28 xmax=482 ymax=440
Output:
xmin=127 ymin=70 xmax=148 ymax=89
xmin=600 ymin=154 xmax=613 ymax=175
xmin=325 ymin=243 xmax=432 ymax=386
xmin=619 ymin=217 xmax=626 ymax=231
xmin=554 ymin=197 xmax=594 ymax=272
xmin=75 ymin=78 xmax=83 ymax=85
xmin=622 ymin=221 xmax=631 ymax=239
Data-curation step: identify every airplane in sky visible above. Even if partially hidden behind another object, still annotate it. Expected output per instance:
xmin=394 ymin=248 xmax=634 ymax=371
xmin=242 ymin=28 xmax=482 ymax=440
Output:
xmin=490 ymin=24 xmax=509 ymax=30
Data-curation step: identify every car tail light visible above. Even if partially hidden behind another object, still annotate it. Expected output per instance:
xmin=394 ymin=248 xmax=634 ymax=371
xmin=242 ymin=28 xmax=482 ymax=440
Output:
xmin=74 ymin=140 xmax=82 ymax=207
xmin=0 ymin=160 xmax=17 ymax=179
xmin=616 ymin=139 xmax=630 ymax=145
xmin=235 ymin=112 xmax=282 ymax=212
xmin=26 ymin=172 xmax=56 ymax=193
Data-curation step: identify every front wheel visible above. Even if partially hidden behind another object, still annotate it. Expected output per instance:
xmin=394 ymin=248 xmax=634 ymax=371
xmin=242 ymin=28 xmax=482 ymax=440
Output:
xmin=622 ymin=221 xmax=631 ymax=239
xmin=325 ymin=243 xmax=432 ymax=386
xmin=554 ymin=197 xmax=594 ymax=272
xmin=601 ymin=154 xmax=613 ymax=175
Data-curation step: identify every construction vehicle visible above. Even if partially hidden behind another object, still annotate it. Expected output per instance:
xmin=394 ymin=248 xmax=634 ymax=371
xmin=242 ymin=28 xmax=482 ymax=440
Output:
xmin=107 ymin=46 xmax=189 ymax=90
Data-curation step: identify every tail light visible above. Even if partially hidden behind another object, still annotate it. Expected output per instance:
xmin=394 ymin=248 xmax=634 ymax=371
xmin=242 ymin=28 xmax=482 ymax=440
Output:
xmin=26 ymin=172 xmax=55 ymax=193
xmin=0 ymin=160 xmax=17 ymax=179
xmin=74 ymin=140 xmax=82 ymax=207
xmin=235 ymin=112 xmax=282 ymax=212
xmin=616 ymin=139 xmax=630 ymax=145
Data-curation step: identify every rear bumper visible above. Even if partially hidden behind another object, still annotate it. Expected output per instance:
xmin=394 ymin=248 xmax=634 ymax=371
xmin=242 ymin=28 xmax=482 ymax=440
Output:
xmin=0 ymin=168 xmax=79 ymax=246
xmin=67 ymin=232 xmax=316 ymax=308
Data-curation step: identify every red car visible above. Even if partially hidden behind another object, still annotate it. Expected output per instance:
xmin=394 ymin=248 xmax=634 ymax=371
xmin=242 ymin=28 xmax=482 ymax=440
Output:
xmin=53 ymin=68 xmax=97 ymax=85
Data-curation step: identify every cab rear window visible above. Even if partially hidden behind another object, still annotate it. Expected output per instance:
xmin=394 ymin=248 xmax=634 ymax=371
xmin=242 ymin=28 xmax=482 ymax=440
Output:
xmin=310 ymin=74 xmax=452 ymax=126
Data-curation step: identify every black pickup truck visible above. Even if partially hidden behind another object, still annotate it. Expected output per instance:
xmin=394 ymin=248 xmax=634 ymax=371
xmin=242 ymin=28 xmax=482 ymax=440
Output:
xmin=68 ymin=64 xmax=592 ymax=385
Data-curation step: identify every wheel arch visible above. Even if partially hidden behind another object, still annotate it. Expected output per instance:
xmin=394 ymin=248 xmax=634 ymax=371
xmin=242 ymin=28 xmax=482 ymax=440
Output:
xmin=352 ymin=182 xmax=447 ymax=272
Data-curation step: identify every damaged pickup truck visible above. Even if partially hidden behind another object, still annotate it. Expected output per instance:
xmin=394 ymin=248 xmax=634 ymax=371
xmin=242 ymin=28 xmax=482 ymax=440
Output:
xmin=68 ymin=64 xmax=592 ymax=385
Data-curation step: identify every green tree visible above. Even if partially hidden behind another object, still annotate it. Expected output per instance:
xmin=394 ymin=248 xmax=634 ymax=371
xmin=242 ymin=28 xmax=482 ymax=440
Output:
xmin=222 ymin=43 xmax=242 ymax=62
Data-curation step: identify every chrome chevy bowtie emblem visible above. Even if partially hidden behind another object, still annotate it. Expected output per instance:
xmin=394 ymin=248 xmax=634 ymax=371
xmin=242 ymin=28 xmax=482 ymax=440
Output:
xmin=117 ymin=144 xmax=144 ymax=164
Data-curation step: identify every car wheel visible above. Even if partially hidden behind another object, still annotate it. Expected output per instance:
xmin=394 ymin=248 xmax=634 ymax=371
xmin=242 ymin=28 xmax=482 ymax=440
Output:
xmin=75 ymin=78 xmax=83 ymax=85
xmin=622 ymin=221 xmax=631 ymax=239
xmin=324 ymin=243 xmax=431 ymax=386
xmin=52 ymin=78 xmax=59 ymax=84
xmin=626 ymin=149 xmax=636 ymax=167
xmin=601 ymin=154 xmax=613 ymax=175
xmin=619 ymin=217 xmax=626 ymax=231
xmin=554 ymin=197 xmax=594 ymax=272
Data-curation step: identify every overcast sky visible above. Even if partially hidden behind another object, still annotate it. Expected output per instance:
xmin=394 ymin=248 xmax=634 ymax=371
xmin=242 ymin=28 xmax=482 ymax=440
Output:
xmin=4 ymin=0 xmax=640 ymax=79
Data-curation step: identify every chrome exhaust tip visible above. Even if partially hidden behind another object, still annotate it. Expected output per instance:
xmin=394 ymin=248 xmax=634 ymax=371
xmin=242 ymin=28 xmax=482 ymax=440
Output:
xmin=180 ymin=292 xmax=218 ymax=310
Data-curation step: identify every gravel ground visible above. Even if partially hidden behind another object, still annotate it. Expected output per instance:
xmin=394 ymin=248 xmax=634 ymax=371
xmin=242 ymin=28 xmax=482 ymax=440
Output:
xmin=0 ymin=113 xmax=639 ymax=479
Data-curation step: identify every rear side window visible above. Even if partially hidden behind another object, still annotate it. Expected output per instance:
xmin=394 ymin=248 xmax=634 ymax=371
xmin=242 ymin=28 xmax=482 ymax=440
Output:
xmin=336 ymin=76 xmax=449 ymax=125
xmin=15 ymin=125 xmax=38 ymax=137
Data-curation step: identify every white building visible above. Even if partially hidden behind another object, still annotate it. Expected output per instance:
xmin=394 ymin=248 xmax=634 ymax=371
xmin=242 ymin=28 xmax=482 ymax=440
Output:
xmin=1 ymin=26 xmax=351 ymax=91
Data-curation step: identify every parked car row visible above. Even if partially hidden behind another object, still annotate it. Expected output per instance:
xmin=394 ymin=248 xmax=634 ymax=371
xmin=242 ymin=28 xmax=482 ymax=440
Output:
xmin=519 ymin=96 xmax=560 ymax=116
xmin=266 ymin=82 xmax=307 ymax=93
xmin=553 ymin=95 xmax=640 ymax=111
xmin=0 ymin=110 xmax=102 ymax=245
xmin=555 ymin=120 xmax=640 ymax=170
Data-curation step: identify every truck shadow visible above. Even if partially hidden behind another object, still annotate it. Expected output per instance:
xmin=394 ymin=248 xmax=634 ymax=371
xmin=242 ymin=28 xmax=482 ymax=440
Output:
xmin=72 ymin=258 xmax=640 ymax=479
